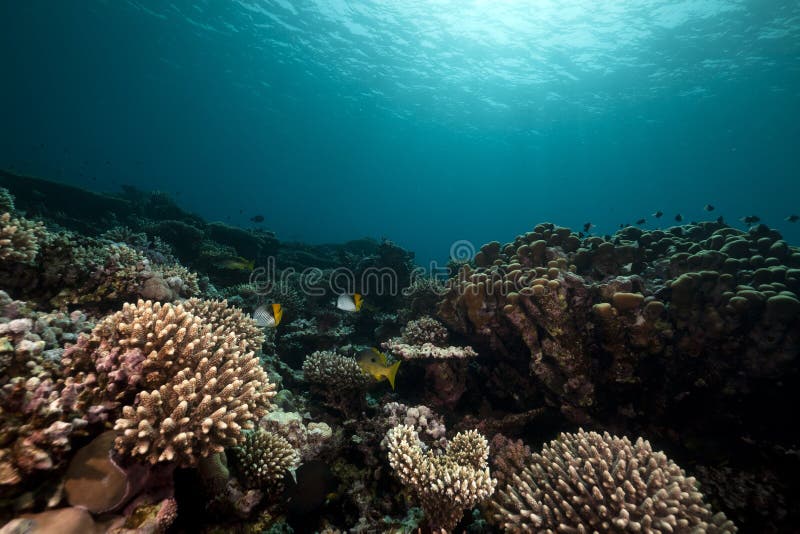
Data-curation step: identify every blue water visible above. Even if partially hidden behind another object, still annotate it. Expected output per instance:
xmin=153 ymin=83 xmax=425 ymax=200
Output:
xmin=1 ymin=1 xmax=799 ymax=266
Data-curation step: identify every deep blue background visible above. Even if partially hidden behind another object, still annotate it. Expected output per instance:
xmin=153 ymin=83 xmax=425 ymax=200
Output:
xmin=1 ymin=1 xmax=798 ymax=266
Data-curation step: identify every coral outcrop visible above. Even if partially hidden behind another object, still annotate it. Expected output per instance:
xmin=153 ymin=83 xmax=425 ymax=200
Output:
xmin=438 ymin=221 xmax=800 ymax=433
xmin=492 ymin=429 xmax=736 ymax=533
xmin=62 ymin=299 xmax=275 ymax=466
xmin=230 ymin=429 xmax=299 ymax=490
xmin=0 ymin=212 xmax=45 ymax=264
xmin=302 ymin=350 xmax=369 ymax=390
xmin=386 ymin=424 xmax=496 ymax=531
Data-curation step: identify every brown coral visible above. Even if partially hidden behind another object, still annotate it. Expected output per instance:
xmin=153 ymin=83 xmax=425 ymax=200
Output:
xmin=64 ymin=299 xmax=275 ymax=466
xmin=302 ymin=350 xmax=369 ymax=390
xmin=386 ymin=424 xmax=496 ymax=532
xmin=230 ymin=428 xmax=299 ymax=490
xmin=0 ymin=212 xmax=45 ymax=264
xmin=492 ymin=429 xmax=736 ymax=533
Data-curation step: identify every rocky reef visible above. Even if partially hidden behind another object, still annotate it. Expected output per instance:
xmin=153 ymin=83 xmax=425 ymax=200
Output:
xmin=0 ymin=177 xmax=798 ymax=533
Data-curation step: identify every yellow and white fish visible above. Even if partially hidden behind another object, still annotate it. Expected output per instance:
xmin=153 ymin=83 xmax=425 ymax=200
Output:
xmin=336 ymin=293 xmax=363 ymax=312
xmin=253 ymin=303 xmax=282 ymax=328
xmin=357 ymin=348 xmax=400 ymax=389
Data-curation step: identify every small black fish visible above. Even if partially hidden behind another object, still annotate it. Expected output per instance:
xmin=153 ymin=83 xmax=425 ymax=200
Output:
xmin=675 ymin=214 xmax=683 ymax=222
xmin=716 ymin=216 xmax=724 ymax=224
xmin=578 ymin=231 xmax=585 ymax=238
xmin=785 ymin=215 xmax=798 ymax=223
xmin=740 ymin=215 xmax=760 ymax=225
xmin=619 ymin=223 xmax=624 ymax=229
xmin=250 ymin=214 xmax=265 ymax=223
xmin=653 ymin=210 xmax=663 ymax=218
xmin=583 ymin=222 xmax=592 ymax=232
xmin=704 ymin=204 xmax=715 ymax=211
xmin=636 ymin=218 xmax=646 ymax=225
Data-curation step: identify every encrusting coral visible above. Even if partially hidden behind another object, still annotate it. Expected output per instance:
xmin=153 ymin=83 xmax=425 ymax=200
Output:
xmin=492 ymin=428 xmax=736 ymax=533
xmin=386 ymin=424 xmax=496 ymax=532
xmin=62 ymin=299 xmax=275 ymax=466
xmin=230 ymin=428 xmax=299 ymax=490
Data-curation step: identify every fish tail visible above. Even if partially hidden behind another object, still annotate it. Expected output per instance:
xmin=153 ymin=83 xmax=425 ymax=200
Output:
xmin=247 ymin=259 xmax=255 ymax=270
xmin=386 ymin=361 xmax=401 ymax=390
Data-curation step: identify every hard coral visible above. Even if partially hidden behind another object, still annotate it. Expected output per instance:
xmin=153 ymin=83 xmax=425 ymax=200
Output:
xmin=492 ymin=429 xmax=736 ymax=533
xmin=64 ymin=299 xmax=275 ymax=466
xmin=230 ymin=428 xmax=299 ymax=490
xmin=302 ymin=350 xmax=369 ymax=390
xmin=0 ymin=212 xmax=45 ymax=264
xmin=386 ymin=424 xmax=496 ymax=532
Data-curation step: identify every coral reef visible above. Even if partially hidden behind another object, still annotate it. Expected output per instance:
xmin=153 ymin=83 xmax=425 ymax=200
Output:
xmin=260 ymin=408 xmax=332 ymax=461
xmin=386 ymin=424 xmax=496 ymax=531
xmin=302 ymin=350 xmax=369 ymax=391
xmin=380 ymin=402 xmax=447 ymax=449
xmin=382 ymin=316 xmax=477 ymax=408
xmin=1 ymin=176 xmax=798 ymax=533
xmin=63 ymin=299 xmax=275 ymax=466
xmin=230 ymin=429 xmax=299 ymax=490
xmin=0 ymin=212 xmax=45 ymax=264
xmin=492 ymin=429 xmax=736 ymax=533
xmin=438 ymin=222 xmax=800 ymax=452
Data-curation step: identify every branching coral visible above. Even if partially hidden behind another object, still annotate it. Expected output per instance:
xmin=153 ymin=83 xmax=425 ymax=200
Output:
xmin=0 ymin=212 xmax=46 ymax=264
xmin=63 ymin=299 xmax=275 ymax=466
xmin=386 ymin=424 xmax=496 ymax=532
xmin=230 ymin=428 xmax=299 ymax=490
xmin=492 ymin=429 xmax=736 ymax=533
xmin=302 ymin=350 xmax=369 ymax=390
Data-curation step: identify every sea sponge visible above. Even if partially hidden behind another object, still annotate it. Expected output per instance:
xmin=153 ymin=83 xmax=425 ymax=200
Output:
xmin=386 ymin=424 xmax=496 ymax=531
xmin=492 ymin=429 xmax=736 ymax=533
xmin=0 ymin=212 xmax=46 ymax=264
xmin=230 ymin=429 xmax=299 ymax=490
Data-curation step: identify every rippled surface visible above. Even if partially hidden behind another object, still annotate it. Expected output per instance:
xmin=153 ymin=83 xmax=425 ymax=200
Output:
xmin=124 ymin=0 xmax=799 ymax=127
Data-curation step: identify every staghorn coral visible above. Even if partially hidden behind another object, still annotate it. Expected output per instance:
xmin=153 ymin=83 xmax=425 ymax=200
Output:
xmin=386 ymin=424 xmax=496 ymax=532
xmin=492 ymin=429 xmax=736 ymax=533
xmin=230 ymin=428 xmax=299 ymax=490
xmin=302 ymin=350 xmax=369 ymax=390
xmin=0 ymin=212 xmax=46 ymax=264
xmin=63 ymin=299 xmax=275 ymax=466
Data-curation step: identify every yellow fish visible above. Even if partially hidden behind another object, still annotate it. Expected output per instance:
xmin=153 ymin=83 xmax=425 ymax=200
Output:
xmin=216 ymin=257 xmax=255 ymax=271
xmin=357 ymin=348 xmax=400 ymax=389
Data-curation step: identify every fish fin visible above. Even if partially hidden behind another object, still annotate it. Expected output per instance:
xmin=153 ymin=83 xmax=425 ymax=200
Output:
xmin=272 ymin=303 xmax=283 ymax=326
xmin=371 ymin=347 xmax=387 ymax=364
xmin=247 ymin=259 xmax=255 ymax=270
xmin=386 ymin=361 xmax=401 ymax=390
xmin=354 ymin=293 xmax=363 ymax=311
